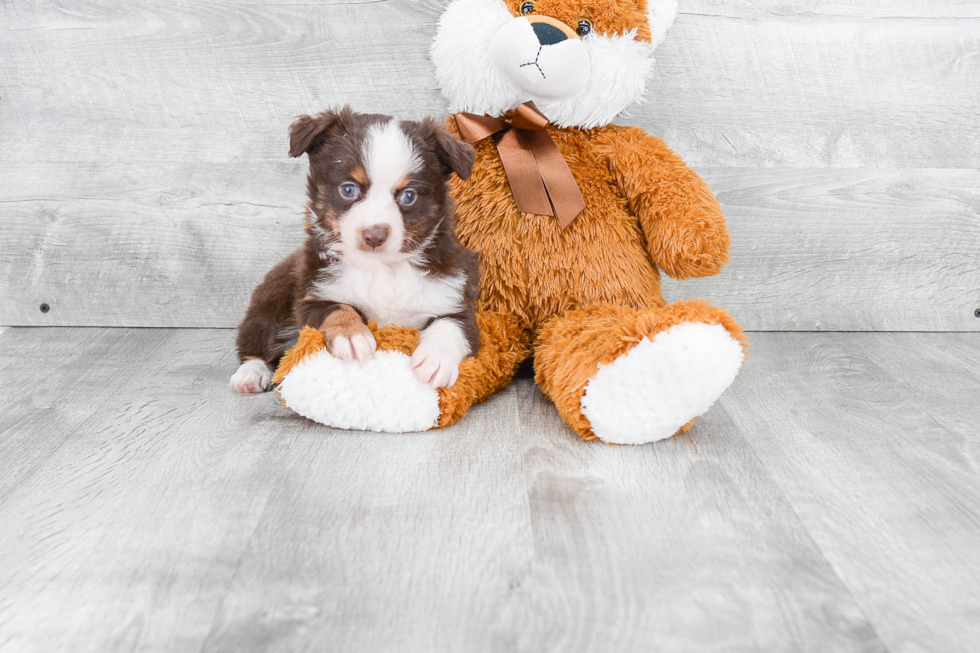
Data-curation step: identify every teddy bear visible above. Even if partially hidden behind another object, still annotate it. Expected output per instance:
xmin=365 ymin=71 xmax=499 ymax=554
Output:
xmin=273 ymin=0 xmax=747 ymax=444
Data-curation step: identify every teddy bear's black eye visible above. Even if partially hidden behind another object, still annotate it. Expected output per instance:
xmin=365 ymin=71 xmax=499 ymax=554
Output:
xmin=576 ymin=19 xmax=592 ymax=37
xmin=520 ymin=1 xmax=534 ymax=15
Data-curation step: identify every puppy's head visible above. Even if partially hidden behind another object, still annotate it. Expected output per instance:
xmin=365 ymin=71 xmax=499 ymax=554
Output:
xmin=290 ymin=107 xmax=475 ymax=267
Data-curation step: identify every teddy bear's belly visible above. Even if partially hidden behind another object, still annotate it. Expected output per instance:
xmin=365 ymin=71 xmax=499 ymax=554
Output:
xmin=457 ymin=202 xmax=665 ymax=326
xmin=450 ymin=126 xmax=668 ymax=328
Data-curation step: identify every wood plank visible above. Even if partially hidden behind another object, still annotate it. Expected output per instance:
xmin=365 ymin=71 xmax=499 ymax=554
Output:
xmin=4 ymin=328 xmax=980 ymax=650
xmin=0 ymin=0 xmax=980 ymax=168
xmin=0 ymin=0 xmax=447 ymax=165
xmin=1 ymin=2 xmax=977 ymax=168
xmin=2 ymin=1 xmax=979 ymax=330
xmin=199 ymin=374 xmax=890 ymax=651
xmin=0 ymin=327 xmax=307 ymax=652
xmin=721 ymin=332 xmax=980 ymax=653
xmin=664 ymin=167 xmax=980 ymax=332
xmin=199 ymin=378 xmax=889 ymax=652
xmin=635 ymin=12 xmax=980 ymax=168
xmin=684 ymin=0 xmax=980 ymax=19
xmin=200 ymin=386 xmax=533 ymax=653
xmin=0 ymin=328 xmax=173 ymax=503
xmin=0 ymin=162 xmax=307 ymax=328
xmin=857 ymin=332 xmax=980 ymax=440
xmin=3 ymin=166 xmax=977 ymax=330
xmin=0 ymin=328 xmax=886 ymax=652
xmin=500 ymin=382 xmax=886 ymax=652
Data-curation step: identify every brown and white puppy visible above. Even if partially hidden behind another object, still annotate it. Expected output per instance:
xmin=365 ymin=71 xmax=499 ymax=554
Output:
xmin=231 ymin=107 xmax=479 ymax=394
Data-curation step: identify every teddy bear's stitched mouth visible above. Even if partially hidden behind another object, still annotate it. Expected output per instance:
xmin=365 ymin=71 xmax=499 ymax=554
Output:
xmin=518 ymin=45 xmax=547 ymax=79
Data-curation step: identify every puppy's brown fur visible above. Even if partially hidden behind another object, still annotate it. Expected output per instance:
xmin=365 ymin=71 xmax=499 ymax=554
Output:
xmin=318 ymin=303 xmax=371 ymax=345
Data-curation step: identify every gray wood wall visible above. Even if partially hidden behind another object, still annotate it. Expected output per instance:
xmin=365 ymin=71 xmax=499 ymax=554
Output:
xmin=2 ymin=0 xmax=978 ymax=331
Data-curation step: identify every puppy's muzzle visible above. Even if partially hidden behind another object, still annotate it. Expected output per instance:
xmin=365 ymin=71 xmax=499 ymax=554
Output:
xmin=360 ymin=224 xmax=390 ymax=250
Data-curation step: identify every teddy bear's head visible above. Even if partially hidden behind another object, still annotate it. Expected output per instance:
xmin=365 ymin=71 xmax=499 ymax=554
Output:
xmin=431 ymin=0 xmax=677 ymax=129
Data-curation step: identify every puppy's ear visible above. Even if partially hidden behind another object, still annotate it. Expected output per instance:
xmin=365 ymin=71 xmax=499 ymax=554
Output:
xmin=424 ymin=119 xmax=476 ymax=180
xmin=289 ymin=109 xmax=344 ymax=158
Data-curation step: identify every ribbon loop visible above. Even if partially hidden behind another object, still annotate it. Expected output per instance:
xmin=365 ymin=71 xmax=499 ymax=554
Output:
xmin=453 ymin=102 xmax=586 ymax=228
xmin=509 ymin=103 xmax=550 ymax=132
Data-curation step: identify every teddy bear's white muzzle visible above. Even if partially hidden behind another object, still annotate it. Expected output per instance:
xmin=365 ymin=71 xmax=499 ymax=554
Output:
xmin=488 ymin=16 xmax=590 ymax=101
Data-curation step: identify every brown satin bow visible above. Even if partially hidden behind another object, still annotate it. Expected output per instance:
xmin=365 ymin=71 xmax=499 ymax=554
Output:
xmin=453 ymin=102 xmax=586 ymax=229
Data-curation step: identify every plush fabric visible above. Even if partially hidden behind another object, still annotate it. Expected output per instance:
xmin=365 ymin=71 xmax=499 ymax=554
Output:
xmin=536 ymin=302 xmax=746 ymax=442
xmin=275 ymin=312 xmax=531 ymax=430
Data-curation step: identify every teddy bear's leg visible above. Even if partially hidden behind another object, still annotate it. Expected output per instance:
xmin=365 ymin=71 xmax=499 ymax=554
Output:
xmin=534 ymin=301 xmax=748 ymax=444
xmin=274 ymin=310 xmax=531 ymax=432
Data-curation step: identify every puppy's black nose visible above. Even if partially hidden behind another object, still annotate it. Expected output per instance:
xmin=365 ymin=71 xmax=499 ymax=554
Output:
xmin=361 ymin=225 xmax=389 ymax=250
xmin=532 ymin=21 xmax=567 ymax=46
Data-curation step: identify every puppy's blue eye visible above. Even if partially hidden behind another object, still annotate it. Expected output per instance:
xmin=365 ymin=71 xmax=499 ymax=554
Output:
xmin=339 ymin=182 xmax=360 ymax=200
xmin=397 ymin=188 xmax=417 ymax=207
xmin=520 ymin=1 xmax=534 ymax=15
xmin=576 ymin=19 xmax=592 ymax=36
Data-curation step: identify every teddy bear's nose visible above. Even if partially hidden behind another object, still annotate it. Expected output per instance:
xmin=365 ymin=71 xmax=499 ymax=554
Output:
xmin=531 ymin=21 xmax=567 ymax=46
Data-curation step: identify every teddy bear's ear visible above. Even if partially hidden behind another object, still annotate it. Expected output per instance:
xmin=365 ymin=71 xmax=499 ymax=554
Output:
xmin=288 ymin=107 xmax=347 ymax=158
xmin=423 ymin=118 xmax=476 ymax=180
xmin=646 ymin=0 xmax=678 ymax=48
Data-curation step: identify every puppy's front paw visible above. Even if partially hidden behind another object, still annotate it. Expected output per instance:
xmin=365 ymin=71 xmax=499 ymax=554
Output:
xmin=231 ymin=358 xmax=273 ymax=393
xmin=321 ymin=305 xmax=376 ymax=363
xmin=411 ymin=341 xmax=463 ymax=389
xmin=328 ymin=330 xmax=377 ymax=363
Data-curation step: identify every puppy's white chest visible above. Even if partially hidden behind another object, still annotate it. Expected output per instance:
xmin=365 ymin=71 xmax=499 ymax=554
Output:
xmin=314 ymin=261 xmax=464 ymax=328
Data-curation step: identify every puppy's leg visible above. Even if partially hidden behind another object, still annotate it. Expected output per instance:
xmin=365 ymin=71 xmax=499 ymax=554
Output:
xmin=411 ymin=318 xmax=471 ymax=388
xmin=233 ymin=312 xmax=279 ymax=393
xmin=230 ymin=357 xmax=274 ymax=393
xmin=233 ymin=251 xmax=299 ymax=393
xmin=299 ymin=300 xmax=376 ymax=363
xmin=233 ymin=313 xmax=280 ymax=394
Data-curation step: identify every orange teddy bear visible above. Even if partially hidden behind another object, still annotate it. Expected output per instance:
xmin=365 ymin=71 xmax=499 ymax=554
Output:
xmin=275 ymin=0 xmax=746 ymax=444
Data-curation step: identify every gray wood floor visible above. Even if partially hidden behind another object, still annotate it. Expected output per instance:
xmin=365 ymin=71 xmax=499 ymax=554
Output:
xmin=1 ymin=328 xmax=979 ymax=652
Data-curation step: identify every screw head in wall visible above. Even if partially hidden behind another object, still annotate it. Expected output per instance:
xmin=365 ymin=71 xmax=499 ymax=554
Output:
xmin=975 ymin=308 xmax=980 ymax=318
xmin=40 ymin=303 xmax=50 ymax=313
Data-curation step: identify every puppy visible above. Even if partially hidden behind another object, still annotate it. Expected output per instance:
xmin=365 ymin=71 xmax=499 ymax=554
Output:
xmin=231 ymin=107 xmax=479 ymax=394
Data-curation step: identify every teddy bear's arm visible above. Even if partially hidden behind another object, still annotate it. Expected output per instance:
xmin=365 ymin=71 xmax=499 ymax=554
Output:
xmin=600 ymin=127 xmax=730 ymax=280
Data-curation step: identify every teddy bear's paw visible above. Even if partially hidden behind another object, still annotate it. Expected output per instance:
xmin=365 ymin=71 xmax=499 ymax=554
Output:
xmin=580 ymin=322 xmax=744 ymax=445
xmin=276 ymin=349 xmax=441 ymax=432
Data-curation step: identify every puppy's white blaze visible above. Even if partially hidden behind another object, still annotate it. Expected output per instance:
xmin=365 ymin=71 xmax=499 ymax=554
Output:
xmin=338 ymin=119 xmax=422 ymax=263
xmin=411 ymin=318 xmax=471 ymax=388
xmin=364 ymin=118 xmax=422 ymax=195
xmin=230 ymin=358 xmax=272 ymax=393
xmin=313 ymin=265 xmax=466 ymax=330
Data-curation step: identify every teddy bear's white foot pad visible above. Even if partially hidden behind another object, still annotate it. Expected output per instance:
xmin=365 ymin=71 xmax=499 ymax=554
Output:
xmin=581 ymin=322 xmax=744 ymax=445
xmin=277 ymin=350 xmax=441 ymax=433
